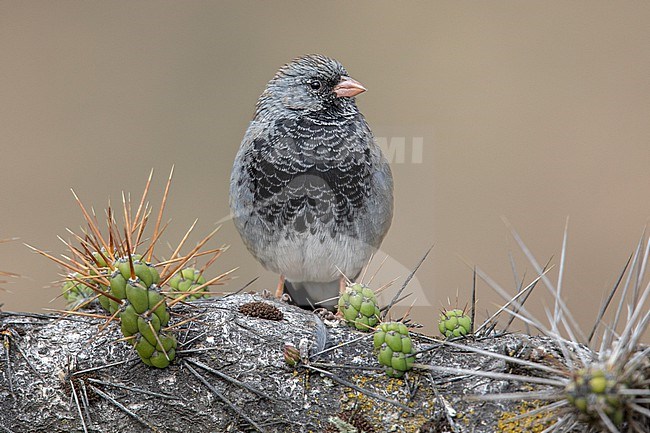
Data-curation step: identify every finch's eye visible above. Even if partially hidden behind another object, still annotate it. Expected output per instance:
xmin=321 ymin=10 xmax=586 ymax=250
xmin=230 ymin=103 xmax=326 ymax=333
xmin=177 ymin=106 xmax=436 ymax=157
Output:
xmin=309 ymin=80 xmax=322 ymax=90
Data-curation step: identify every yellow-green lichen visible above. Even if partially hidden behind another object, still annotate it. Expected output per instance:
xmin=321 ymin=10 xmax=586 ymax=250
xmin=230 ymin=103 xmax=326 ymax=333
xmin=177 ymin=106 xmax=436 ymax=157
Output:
xmin=337 ymin=374 xmax=437 ymax=433
xmin=497 ymin=401 xmax=554 ymax=432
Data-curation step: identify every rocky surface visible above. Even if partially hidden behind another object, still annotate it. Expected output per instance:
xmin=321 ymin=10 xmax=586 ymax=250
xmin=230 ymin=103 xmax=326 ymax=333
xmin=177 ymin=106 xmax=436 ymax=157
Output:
xmin=0 ymin=294 xmax=602 ymax=433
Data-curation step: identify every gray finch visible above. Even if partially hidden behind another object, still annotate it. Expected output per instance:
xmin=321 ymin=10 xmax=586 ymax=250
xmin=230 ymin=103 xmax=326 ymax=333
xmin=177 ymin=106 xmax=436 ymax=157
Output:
xmin=230 ymin=54 xmax=393 ymax=309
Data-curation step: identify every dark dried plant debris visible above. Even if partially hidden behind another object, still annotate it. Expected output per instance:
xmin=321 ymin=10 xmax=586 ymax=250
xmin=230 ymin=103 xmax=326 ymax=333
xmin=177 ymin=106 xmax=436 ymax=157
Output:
xmin=324 ymin=409 xmax=377 ymax=433
xmin=239 ymin=301 xmax=284 ymax=321
xmin=417 ymin=419 xmax=449 ymax=433
xmin=340 ymin=410 xmax=376 ymax=432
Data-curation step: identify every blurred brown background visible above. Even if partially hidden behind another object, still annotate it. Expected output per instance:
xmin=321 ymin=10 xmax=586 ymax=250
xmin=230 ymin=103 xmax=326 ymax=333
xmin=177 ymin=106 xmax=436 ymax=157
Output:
xmin=1 ymin=1 xmax=649 ymax=342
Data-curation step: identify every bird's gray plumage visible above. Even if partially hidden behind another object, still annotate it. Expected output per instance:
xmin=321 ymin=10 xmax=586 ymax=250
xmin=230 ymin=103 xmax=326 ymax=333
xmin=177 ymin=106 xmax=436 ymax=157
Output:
xmin=230 ymin=54 xmax=393 ymax=308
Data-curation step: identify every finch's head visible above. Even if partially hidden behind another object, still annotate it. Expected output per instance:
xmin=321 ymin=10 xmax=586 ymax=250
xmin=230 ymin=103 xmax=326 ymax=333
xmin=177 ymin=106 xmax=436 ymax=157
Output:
xmin=256 ymin=54 xmax=366 ymax=118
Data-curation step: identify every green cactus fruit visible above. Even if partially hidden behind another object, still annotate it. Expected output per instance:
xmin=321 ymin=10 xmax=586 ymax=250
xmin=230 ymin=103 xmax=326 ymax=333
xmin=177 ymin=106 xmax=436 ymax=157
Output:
xmin=116 ymin=259 xmax=132 ymax=281
xmin=147 ymin=290 xmax=169 ymax=326
xmin=98 ymin=270 xmax=127 ymax=314
xmin=109 ymin=272 xmax=127 ymax=299
xmin=373 ymin=322 xmax=416 ymax=378
xmin=149 ymin=264 xmax=160 ymax=285
xmin=126 ymin=283 xmax=150 ymax=314
xmin=137 ymin=315 xmax=161 ymax=346
xmin=142 ymin=331 xmax=177 ymax=369
xmin=378 ymin=344 xmax=393 ymax=367
xmin=105 ymin=254 xmax=176 ymax=369
xmin=373 ymin=329 xmax=386 ymax=349
xmin=565 ymin=367 xmax=626 ymax=427
xmin=133 ymin=262 xmax=153 ymax=287
xmin=169 ymin=267 xmax=209 ymax=300
xmin=589 ymin=375 xmax=607 ymax=394
xmin=61 ymin=274 xmax=96 ymax=305
xmin=103 ymin=254 xmax=160 ymax=312
xmin=401 ymin=336 xmax=412 ymax=354
xmin=438 ymin=309 xmax=472 ymax=338
xmin=114 ymin=254 xmax=152 ymax=282
xmin=156 ymin=308 xmax=170 ymax=328
xmin=391 ymin=353 xmax=408 ymax=372
xmin=98 ymin=294 xmax=110 ymax=312
xmin=135 ymin=337 xmax=155 ymax=359
xmin=120 ymin=305 xmax=139 ymax=336
xmin=108 ymin=299 xmax=121 ymax=315
xmin=149 ymin=349 xmax=173 ymax=368
xmin=385 ymin=330 xmax=403 ymax=352
xmin=337 ymin=283 xmax=380 ymax=331
xmin=128 ymin=310 xmax=177 ymax=369
xmin=91 ymin=251 xmax=110 ymax=268
xmin=158 ymin=334 xmax=176 ymax=352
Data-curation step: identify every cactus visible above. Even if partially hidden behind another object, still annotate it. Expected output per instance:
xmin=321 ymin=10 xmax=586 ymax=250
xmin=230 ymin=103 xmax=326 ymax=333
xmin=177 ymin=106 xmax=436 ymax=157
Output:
xmin=373 ymin=322 xmax=415 ymax=378
xmin=98 ymin=255 xmax=159 ymax=314
xmin=34 ymin=171 xmax=231 ymax=370
xmin=425 ymin=229 xmax=650 ymax=432
xmin=121 ymin=294 xmax=176 ymax=368
xmin=61 ymin=273 xmax=96 ymax=306
xmin=168 ymin=267 xmax=209 ymax=300
xmin=565 ymin=366 xmax=626 ymax=427
xmin=97 ymin=254 xmax=176 ymax=368
xmin=117 ymin=256 xmax=174 ymax=368
xmin=62 ymin=250 xmax=113 ymax=308
xmin=438 ymin=308 xmax=472 ymax=338
xmin=337 ymin=283 xmax=380 ymax=331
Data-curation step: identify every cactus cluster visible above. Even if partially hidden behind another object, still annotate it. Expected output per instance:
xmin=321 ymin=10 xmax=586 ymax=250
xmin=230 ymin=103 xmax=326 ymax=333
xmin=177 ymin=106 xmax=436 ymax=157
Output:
xmin=438 ymin=308 xmax=472 ymax=338
xmin=169 ymin=267 xmax=208 ymax=300
xmin=62 ymin=251 xmax=111 ymax=307
xmin=425 ymin=229 xmax=650 ymax=432
xmin=565 ymin=366 xmax=626 ymax=427
xmin=59 ymin=250 xmax=179 ymax=368
xmin=58 ymin=249 xmax=221 ymax=369
xmin=336 ymin=282 xmax=416 ymax=378
xmin=373 ymin=322 xmax=415 ymax=378
xmin=97 ymin=254 xmax=177 ymax=368
xmin=38 ymin=171 xmax=231 ymax=370
xmin=97 ymin=255 xmax=150 ymax=311
xmin=61 ymin=273 xmax=97 ymax=306
xmin=119 ymin=291 xmax=177 ymax=369
xmin=338 ymin=283 xmax=380 ymax=331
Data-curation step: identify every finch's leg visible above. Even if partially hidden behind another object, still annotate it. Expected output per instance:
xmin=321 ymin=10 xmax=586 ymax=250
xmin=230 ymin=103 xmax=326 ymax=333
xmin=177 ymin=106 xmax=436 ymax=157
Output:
xmin=339 ymin=276 xmax=346 ymax=295
xmin=275 ymin=275 xmax=286 ymax=299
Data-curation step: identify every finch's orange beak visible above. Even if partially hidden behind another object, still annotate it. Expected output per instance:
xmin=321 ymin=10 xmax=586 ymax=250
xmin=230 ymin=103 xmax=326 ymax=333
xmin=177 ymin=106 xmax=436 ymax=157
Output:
xmin=333 ymin=76 xmax=366 ymax=98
